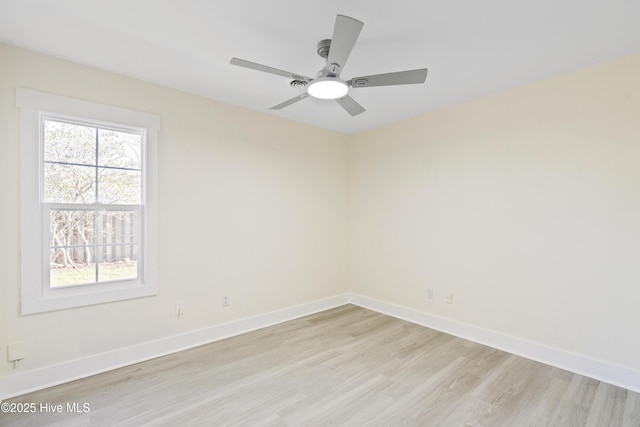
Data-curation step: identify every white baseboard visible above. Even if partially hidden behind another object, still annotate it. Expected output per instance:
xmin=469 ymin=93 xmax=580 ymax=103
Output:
xmin=349 ymin=293 xmax=640 ymax=393
xmin=0 ymin=293 xmax=350 ymax=401
xmin=3 ymin=292 xmax=639 ymax=400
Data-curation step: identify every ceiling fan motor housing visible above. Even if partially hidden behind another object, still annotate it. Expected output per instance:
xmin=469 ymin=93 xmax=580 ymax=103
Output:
xmin=317 ymin=39 xmax=332 ymax=58
xmin=316 ymin=39 xmax=341 ymax=77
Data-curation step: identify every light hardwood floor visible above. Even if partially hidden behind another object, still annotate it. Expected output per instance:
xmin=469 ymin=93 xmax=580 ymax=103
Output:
xmin=2 ymin=304 xmax=639 ymax=426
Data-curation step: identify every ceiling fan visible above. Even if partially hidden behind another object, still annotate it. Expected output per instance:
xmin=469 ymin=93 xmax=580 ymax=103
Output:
xmin=230 ymin=14 xmax=428 ymax=116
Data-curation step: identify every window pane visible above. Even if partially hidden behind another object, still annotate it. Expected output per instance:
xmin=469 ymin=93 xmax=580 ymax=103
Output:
xmin=43 ymin=120 xmax=96 ymax=165
xmin=50 ymin=210 xmax=95 ymax=248
xmin=50 ymin=247 xmax=96 ymax=288
xmin=97 ymin=211 xmax=138 ymax=282
xmin=44 ymin=163 xmax=96 ymax=203
xmin=98 ymin=168 xmax=141 ymax=204
xmin=98 ymin=129 xmax=142 ymax=169
xmin=98 ymin=211 xmax=138 ymax=247
xmin=97 ymin=256 xmax=137 ymax=283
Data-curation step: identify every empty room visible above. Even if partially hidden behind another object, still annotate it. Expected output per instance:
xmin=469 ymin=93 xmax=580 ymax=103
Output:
xmin=1 ymin=0 xmax=639 ymax=425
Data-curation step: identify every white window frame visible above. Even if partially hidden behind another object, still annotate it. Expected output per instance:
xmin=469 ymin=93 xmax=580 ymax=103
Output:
xmin=17 ymin=88 xmax=159 ymax=314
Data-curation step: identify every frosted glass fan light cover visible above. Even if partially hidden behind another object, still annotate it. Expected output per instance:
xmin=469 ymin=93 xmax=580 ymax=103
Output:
xmin=307 ymin=78 xmax=349 ymax=99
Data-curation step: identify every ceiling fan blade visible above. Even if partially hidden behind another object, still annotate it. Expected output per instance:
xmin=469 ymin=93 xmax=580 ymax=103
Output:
xmin=349 ymin=68 xmax=428 ymax=88
xmin=326 ymin=15 xmax=364 ymax=74
xmin=230 ymin=58 xmax=311 ymax=81
xmin=269 ymin=93 xmax=310 ymax=110
xmin=336 ymin=95 xmax=366 ymax=116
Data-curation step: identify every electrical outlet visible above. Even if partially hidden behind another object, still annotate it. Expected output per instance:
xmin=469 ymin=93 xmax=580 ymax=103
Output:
xmin=445 ymin=293 xmax=453 ymax=304
xmin=7 ymin=341 xmax=26 ymax=368
xmin=222 ymin=294 xmax=230 ymax=307
xmin=426 ymin=288 xmax=434 ymax=299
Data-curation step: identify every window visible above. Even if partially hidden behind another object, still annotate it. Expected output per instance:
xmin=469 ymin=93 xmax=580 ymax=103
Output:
xmin=17 ymin=88 xmax=159 ymax=314
xmin=44 ymin=118 xmax=142 ymax=288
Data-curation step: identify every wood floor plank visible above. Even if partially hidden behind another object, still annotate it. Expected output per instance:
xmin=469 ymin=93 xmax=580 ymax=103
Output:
xmin=2 ymin=304 xmax=639 ymax=426
xmin=585 ymin=383 xmax=627 ymax=427
xmin=622 ymin=390 xmax=640 ymax=427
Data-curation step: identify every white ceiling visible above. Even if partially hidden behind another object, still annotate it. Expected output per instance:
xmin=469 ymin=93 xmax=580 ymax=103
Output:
xmin=1 ymin=0 xmax=638 ymax=134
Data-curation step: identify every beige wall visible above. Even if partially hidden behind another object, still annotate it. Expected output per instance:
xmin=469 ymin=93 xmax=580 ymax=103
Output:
xmin=2 ymin=41 xmax=639 ymax=384
xmin=349 ymin=54 xmax=640 ymax=370
xmin=0 ymin=43 xmax=349 ymax=377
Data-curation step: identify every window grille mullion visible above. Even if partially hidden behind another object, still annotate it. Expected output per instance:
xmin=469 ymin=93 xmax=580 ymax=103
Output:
xmin=94 ymin=127 xmax=99 ymax=204
xmin=43 ymin=159 xmax=141 ymax=172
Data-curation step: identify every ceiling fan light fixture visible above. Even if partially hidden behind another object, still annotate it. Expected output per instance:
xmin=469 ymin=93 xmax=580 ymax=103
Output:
xmin=230 ymin=15 xmax=427 ymax=116
xmin=307 ymin=77 xmax=349 ymax=100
